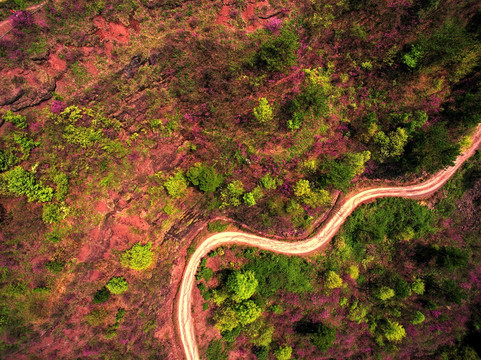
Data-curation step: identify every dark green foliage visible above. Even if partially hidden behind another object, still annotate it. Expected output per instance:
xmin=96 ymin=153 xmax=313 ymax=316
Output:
xmin=421 ymin=18 xmax=474 ymax=65
xmin=2 ymin=166 xmax=54 ymax=202
xmin=317 ymin=157 xmax=355 ymax=192
xmin=288 ymin=68 xmax=329 ymax=130
xmin=206 ymin=339 xmax=228 ymax=360
xmin=93 ymin=287 xmax=111 ymax=304
xmin=187 ymin=163 xmax=223 ymax=193
xmin=254 ymin=346 xmax=269 ymax=360
xmin=436 ymin=247 xmax=469 ymax=271
xmin=45 ymin=260 xmax=64 ymax=274
xmin=403 ymin=124 xmax=460 ymax=174
xmin=394 ymin=277 xmax=411 ymax=299
xmin=221 ymin=326 xmax=241 ymax=343
xmin=443 ymin=279 xmax=467 ymax=305
xmin=244 ymin=252 xmax=313 ymax=297
xmin=257 ymin=27 xmax=300 ymax=72
xmin=311 ymin=324 xmax=337 ymax=352
xmin=0 ymin=150 xmax=18 ymax=172
xmin=342 ymin=198 xmax=433 ymax=259
xmin=445 ymin=89 xmax=481 ymax=129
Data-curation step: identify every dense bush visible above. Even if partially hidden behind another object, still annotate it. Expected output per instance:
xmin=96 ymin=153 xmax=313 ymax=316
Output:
xmin=244 ymin=252 xmax=313 ymax=297
xmin=257 ymin=26 xmax=299 ymax=72
xmin=42 ymin=203 xmax=63 ymax=224
xmin=2 ymin=166 xmax=53 ymax=202
xmin=403 ymin=124 xmax=460 ymax=173
xmin=120 ymin=242 xmax=154 ymax=271
xmin=186 ymin=163 xmax=223 ymax=193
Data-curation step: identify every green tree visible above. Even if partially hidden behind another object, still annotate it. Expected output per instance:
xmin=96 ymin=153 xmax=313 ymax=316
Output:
xmin=186 ymin=163 xmax=223 ymax=193
xmin=411 ymin=278 xmax=425 ymax=295
xmin=402 ymin=44 xmax=424 ymax=69
xmin=120 ymin=242 xmax=154 ymax=271
xmin=243 ymin=192 xmax=256 ymax=207
xmin=384 ymin=320 xmax=406 ymax=342
xmin=260 ymin=174 xmax=279 ymax=190
xmin=215 ymin=307 xmax=239 ymax=332
xmin=164 ymin=171 xmax=188 ymax=199
xmin=325 ymin=271 xmax=343 ymax=289
xmin=226 ymin=270 xmax=258 ymax=302
xmin=374 ymin=128 xmax=408 ymax=162
xmin=344 ymin=151 xmax=371 ymax=176
xmin=253 ymin=98 xmax=274 ymax=123
xmin=220 ymin=180 xmax=245 ymax=207
xmin=275 ymin=345 xmax=292 ymax=360
xmin=106 ymin=276 xmax=128 ymax=294
xmin=377 ymin=286 xmax=395 ymax=301
xmin=235 ymin=300 xmax=262 ymax=326
xmin=245 ymin=320 xmax=274 ymax=346
xmin=411 ymin=311 xmax=425 ymax=324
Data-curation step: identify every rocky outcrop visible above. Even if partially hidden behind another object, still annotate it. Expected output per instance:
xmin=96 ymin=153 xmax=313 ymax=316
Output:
xmin=0 ymin=80 xmax=56 ymax=112
xmin=10 ymin=80 xmax=56 ymax=111
xmin=122 ymin=55 xmax=146 ymax=79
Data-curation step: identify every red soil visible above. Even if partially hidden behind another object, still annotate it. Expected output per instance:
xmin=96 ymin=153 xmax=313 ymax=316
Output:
xmin=48 ymin=53 xmax=67 ymax=72
xmin=93 ymin=16 xmax=130 ymax=57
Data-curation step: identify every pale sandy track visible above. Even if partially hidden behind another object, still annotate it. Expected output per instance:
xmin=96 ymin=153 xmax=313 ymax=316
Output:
xmin=176 ymin=124 xmax=481 ymax=360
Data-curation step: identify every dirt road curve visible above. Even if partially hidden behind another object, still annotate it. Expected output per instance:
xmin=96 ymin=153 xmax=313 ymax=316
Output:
xmin=176 ymin=124 xmax=481 ymax=360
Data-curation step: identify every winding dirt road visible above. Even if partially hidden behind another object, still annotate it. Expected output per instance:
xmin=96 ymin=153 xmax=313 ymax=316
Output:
xmin=176 ymin=124 xmax=481 ymax=360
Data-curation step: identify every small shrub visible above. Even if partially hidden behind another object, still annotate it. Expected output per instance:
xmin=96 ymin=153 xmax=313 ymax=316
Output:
xmin=85 ymin=308 xmax=109 ymax=327
xmin=106 ymin=276 xmax=129 ymax=294
xmin=253 ymin=98 xmax=274 ymax=123
xmin=45 ymin=260 xmax=64 ymax=274
xmin=164 ymin=171 xmax=188 ymax=199
xmin=120 ymin=242 xmax=154 ymax=271
xmin=42 ymin=203 xmax=62 ymax=224
xmin=411 ymin=311 xmax=425 ymax=324
xmin=93 ymin=287 xmax=111 ymax=304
